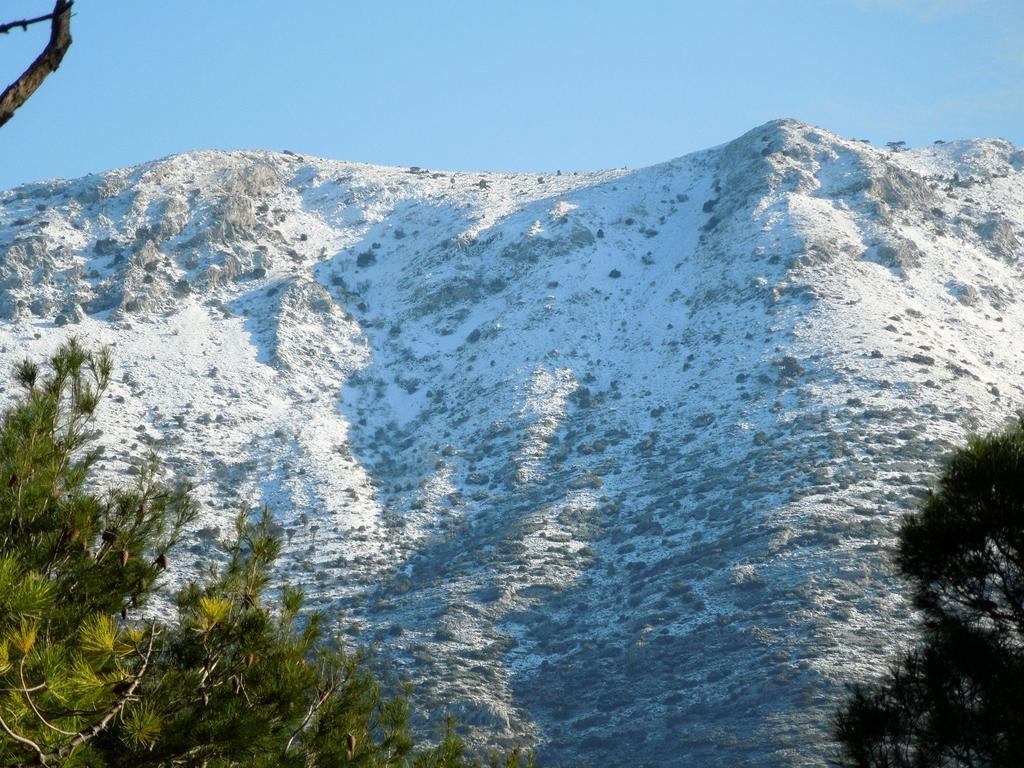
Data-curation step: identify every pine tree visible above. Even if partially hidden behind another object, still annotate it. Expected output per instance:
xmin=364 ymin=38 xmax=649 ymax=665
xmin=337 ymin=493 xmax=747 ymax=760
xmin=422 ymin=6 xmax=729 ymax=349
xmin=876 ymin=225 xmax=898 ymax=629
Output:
xmin=834 ymin=420 xmax=1024 ymax=767
xmin=0 ymin=340 xmax=194 ymax=766
xmin=95 ymin=506 xmax=419 ymax=768
xmin=0 ymin=340 xmax=532 ymax=767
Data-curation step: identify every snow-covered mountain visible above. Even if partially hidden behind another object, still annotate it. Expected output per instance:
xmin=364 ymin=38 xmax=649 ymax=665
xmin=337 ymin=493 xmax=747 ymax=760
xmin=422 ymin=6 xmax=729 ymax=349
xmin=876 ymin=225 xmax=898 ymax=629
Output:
xmin=2 ymin=119 xmax=1023 ymax=766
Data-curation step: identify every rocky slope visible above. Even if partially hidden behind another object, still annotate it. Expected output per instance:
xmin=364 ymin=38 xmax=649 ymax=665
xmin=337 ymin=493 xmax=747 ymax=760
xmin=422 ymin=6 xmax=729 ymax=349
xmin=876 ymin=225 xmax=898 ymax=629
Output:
xmin=1 ymin=119 xmax=1023 ymax=765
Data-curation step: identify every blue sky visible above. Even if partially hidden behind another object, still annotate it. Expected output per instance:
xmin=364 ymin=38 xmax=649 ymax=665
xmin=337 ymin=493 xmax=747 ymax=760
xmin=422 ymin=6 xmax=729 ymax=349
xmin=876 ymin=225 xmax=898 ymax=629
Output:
xmin=0 ymin=0 xmax=1021 ymax=189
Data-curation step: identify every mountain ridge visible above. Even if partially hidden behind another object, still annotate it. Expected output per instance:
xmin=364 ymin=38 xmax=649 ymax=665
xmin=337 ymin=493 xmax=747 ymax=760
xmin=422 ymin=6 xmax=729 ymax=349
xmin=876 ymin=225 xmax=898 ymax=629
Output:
xmin=1 ymin=119 xmax=1023 ymax=766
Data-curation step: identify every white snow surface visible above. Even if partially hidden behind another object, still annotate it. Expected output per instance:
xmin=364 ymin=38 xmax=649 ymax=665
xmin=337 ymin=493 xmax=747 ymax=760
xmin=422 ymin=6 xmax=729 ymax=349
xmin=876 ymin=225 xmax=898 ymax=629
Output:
xmin=1 ymin=119 xmax=1023 ymax=766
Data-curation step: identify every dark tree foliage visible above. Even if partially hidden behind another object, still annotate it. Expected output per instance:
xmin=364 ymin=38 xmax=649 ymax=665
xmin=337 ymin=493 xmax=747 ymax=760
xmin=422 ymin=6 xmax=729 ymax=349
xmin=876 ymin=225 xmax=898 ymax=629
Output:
xmin=834 ymin=421 xmax=1024 ymax=767
xmin=0 ymin=340 xmax=533 ymax=767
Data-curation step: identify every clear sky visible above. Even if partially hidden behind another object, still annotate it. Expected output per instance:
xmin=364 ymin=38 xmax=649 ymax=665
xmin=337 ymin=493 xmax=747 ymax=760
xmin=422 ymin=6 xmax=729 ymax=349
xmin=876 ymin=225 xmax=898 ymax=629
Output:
xmin=0 ymin=0 xmax=1021 ymax=189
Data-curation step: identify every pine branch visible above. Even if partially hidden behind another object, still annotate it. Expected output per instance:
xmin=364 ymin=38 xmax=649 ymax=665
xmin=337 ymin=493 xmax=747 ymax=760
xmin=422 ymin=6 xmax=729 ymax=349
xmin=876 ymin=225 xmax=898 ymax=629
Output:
xmin=283 ymin=678 xmax=338 ymax=756
xmin=0 ymin=710 xmax=46 ymax=763
xmin=197 ymin=652 xmax=222 ymax=705
xmin=0 ymin=681 xmax=46 ymax=694
xmin=20 ymin=657 xmax=78 ymax=737
xmin=27 ymin=627 xmax=158 ymax=764
xmin=0 ymin=0 xmax=73 ymax=129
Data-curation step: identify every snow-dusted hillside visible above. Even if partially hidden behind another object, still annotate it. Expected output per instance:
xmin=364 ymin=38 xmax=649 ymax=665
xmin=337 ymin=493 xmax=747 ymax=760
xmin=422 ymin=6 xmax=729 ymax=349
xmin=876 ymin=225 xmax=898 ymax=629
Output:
xmin=1 ymin=119 xmax=1023 ymax=766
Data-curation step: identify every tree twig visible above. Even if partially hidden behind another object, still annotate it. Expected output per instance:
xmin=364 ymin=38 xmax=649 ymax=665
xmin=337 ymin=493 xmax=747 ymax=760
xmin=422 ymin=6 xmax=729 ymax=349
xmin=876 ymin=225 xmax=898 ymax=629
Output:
xmin=283 ymin=677 xmax=337 ymax=756
xmin=0 ymin=710 xmax=46 ymax=764
xmin=20 ymin=657 xmax=78 ymax=736
xmin=0 ymin=6 xmax=69 ymax=36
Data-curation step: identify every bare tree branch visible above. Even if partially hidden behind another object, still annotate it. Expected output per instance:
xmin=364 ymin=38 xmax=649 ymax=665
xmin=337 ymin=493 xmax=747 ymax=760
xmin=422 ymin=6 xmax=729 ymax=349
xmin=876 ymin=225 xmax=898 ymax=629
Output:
xmin=0 ymin=709 xmax=46 ymax=764
xmin=283 ymin=675 xmax=338 ymax=756
xmin=0 ymin=0 xmax=73 ymax=129
xmin=0 ymin=7 xmax=67 ymax=36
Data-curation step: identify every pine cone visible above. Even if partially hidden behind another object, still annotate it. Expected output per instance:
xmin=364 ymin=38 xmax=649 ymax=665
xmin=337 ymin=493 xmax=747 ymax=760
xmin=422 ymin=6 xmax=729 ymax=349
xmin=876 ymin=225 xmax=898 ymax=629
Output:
xmin=346 ymin=733 xmax=356 ymax=760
